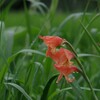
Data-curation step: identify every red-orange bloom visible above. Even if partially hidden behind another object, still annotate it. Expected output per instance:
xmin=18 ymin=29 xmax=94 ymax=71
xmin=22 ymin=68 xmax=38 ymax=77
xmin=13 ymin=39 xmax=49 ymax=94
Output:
xmin=46 ymin=48 xmax=79 ymax=83
xmin=54 ymin=64 xmax=79 ymax=83
xmin=39 ymin=35 xmax=79 ymax=83
xmin=46 ymin=48 xmax=74 ymax=65
xmin=39 ymin=35 xmax=64 ymax=49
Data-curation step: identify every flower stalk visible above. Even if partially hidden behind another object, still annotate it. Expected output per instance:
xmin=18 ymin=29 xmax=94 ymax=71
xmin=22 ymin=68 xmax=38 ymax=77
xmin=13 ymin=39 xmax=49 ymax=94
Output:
xmin=64 ymin=40 xmax=98 ymax=100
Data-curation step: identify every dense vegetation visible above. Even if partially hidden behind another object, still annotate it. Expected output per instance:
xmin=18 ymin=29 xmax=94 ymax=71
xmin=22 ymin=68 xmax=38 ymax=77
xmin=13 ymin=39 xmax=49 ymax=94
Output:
xmin=0 ymin=0 xmax=100 ymax=100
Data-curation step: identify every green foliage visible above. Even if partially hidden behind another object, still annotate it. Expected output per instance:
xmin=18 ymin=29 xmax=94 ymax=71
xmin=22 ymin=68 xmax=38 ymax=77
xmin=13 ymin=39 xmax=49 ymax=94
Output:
xmin=0 ymin=0 xmax=100 ymax=100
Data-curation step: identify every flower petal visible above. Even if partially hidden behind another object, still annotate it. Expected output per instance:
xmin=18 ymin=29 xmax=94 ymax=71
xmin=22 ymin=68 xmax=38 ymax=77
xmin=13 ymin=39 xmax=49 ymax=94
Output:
xmin=39 ymin=35 xmax=63 ymax=48
xmin=56 ymin=73 xmax=63 ymax=83
xmin=46 ymin=48 xmax=74 ymax=65
xmin=55 ymin=64 xmax=79 ymax=75
xmin=63 ymin=48 xmax=74 ymax=60
xmin=54 ymin=64 xmax=79 ymax=83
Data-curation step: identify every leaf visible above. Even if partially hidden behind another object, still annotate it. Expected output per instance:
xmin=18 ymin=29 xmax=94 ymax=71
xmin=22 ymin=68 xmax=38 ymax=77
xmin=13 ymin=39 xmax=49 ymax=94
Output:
xmin=40 ymin=74 xmax=58 ymax=100
xmin=7 ymin=49 xmax=45 ymax=63
xmin=48 ymin=87 xmax=72 ymax=100
xmin=56 ymin=13 xmax=91 ymax=32
xmin=80 ymin=21 xmax=100 ymax=54
xmin=78 ymin=53 xmax=100 ymax=58
xmin=49 ymin=87 xmax=100 ymax=99
xmin=74 ymin=13 xmax=100 ymax=48
xmin=5 ymin=82 xmax=32 ymax=100
xmin=70 ymin=82 xmax=85 ymax=100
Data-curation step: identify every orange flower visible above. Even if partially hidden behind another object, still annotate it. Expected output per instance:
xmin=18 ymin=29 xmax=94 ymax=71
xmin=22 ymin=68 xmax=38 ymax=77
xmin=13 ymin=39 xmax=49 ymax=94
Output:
xmin=46 ymin=47 xmax=79 ymax=83
xmin=54 ymin=64 xmax=79 ymax=83
xmin=39 ymin=35 xmax=79 ymax=83
xmin=39 ymin=35 xmax=64 ymax=53
xmin=46 ymin=48 xmax=74 ymax=65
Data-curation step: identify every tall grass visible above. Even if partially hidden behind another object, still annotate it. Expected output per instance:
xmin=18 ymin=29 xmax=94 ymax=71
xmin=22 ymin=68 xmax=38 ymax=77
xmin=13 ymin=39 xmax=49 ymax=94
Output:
xmin=0 ymin=0 xmax=100 ymax=100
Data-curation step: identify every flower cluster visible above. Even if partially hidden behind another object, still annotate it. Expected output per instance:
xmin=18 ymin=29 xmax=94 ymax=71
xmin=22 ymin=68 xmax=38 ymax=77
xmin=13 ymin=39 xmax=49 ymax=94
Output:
xmin=39 ymin=35 xmax=79 ymax=83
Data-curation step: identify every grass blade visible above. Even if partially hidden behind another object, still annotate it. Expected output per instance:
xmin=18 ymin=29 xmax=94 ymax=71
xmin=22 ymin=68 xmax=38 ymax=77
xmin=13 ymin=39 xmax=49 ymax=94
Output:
xmin=78 ymin=53 xmax=100 ymax=58
xmin=49 ymin=86 xmax=100 ymax=99
xmin=5 ymin=82 xmax=32 ymax=100
xmin=40 ymin=74 xmax=58 ymax=100
xmin=74 ymin=13 xmax=100 ymax=48
xmin=8 ymin=49 xmax=45 ymax=63
xmin=80 ymin=21 xmax=100 ymax=54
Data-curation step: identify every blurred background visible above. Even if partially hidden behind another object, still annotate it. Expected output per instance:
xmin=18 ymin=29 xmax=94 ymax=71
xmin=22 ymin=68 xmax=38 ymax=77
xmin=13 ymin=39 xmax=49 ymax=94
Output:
xmin=0 ymin=0 xmax=100 ymax=12
xmin=0 ymin=0 xmax=100 ymax=100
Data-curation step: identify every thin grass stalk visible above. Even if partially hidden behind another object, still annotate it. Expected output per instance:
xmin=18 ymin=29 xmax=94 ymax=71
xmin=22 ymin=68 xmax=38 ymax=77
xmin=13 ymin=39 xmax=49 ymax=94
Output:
xmin=56 ymin=79 xmax=65 ymax=100
xmin=24 ymin=63 xmax=33 ymax=86
xmin=74 ymin=13 xmax=100 ymax=48
xmin=80 ymin=21 xmax=100 ymax=54
xmin=0 ymin=0 xmax=16 ymax=21
xmin=74 ymin=0 xmax=93 ymax=48
xmin=44 ymin=0 xmax=58 ymax=31
xmin=81 ymin=0 xmax=91 ymax=21
xmin=48 ymin=0 xmax=58 ymax=30
xmin=49 ymin=86 xmax=100 ymax=100
xmin=64 ymin=41 xmax=98 ymax=100
xmin=23 ymin=0 xmax=31 ymax=42
xmin=30 ymin=0 xmax=58 ymax=47
xmin=0 ymin=48 xmax=9 ymax=83
xmin=47 ymin=0 xmax=58 ymax=22
xmin=0 ymin=0 xmax=17 ymax=84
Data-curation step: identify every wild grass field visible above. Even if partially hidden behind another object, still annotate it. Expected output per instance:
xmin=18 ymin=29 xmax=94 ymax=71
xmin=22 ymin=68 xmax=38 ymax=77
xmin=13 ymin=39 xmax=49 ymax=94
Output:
xmin=0 ymin=0 xmax=100 ymax=100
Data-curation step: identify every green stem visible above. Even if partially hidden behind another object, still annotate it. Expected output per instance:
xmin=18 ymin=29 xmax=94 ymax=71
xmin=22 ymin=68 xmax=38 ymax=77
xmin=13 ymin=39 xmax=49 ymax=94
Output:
xmin=64 ymin=41 xmax=98 ymax=100
xmin=23 ymin=0 xmax=31 ymax=41
xmin=80 ymin=21 xmax=100 ymax=54
xmin=74 ymin=13 xmax=100 ymax=48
